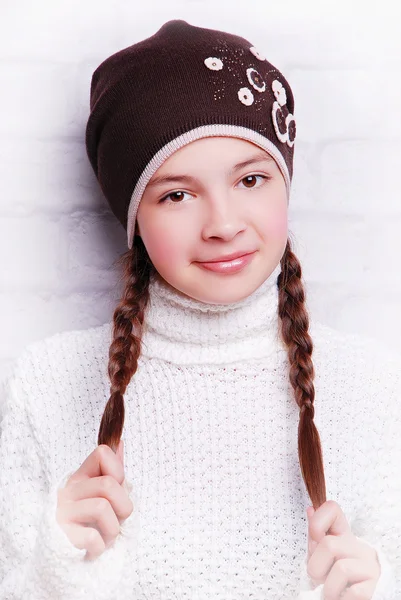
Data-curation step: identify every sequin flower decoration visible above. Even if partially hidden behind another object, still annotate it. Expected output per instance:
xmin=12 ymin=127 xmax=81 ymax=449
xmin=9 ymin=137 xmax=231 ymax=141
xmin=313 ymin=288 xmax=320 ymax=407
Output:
xmin=238 ymin=87 xmax=254 ymax=106
xmin=272 ymin=80 xmax=287 ymax=106
xmin=249 ymin=46 xmax=266 ymax=61
xmin=271 ymin=79 xmax=296 ymax=147
xmin=204 ymin=57 xmax=223 ymax=71
xmin=246 ymin=68 xmax=266 ymax=92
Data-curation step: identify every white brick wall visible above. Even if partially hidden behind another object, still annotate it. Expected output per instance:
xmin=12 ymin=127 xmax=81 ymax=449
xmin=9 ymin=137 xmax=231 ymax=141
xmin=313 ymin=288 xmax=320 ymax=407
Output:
xmin=1 ymin=1 xmax=400 ymax=384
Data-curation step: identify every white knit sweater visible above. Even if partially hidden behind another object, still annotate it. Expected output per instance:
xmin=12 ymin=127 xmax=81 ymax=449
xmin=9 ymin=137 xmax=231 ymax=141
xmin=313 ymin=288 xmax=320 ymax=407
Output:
xmin=0 ymin=263 xmax=400 ymax=600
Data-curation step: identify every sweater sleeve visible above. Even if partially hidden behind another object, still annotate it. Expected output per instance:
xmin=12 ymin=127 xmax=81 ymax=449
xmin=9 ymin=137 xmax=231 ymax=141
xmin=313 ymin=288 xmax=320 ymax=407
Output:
xmin=297 ymin=348 xmax=401 ymax=600
xmin=349 ymin=350 xmax=401 ymax=600
xmin=0 ymin=367 xmax=140 ymax=600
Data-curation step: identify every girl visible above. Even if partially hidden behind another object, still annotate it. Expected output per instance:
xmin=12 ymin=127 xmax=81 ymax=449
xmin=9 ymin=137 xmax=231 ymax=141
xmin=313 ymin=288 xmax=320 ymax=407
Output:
xmin=0 ymin=19 xmax=400 ymax=600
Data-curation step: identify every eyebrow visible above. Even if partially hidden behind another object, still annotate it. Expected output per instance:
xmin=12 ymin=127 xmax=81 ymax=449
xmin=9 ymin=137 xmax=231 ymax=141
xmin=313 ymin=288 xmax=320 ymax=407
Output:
xmin=146 ymin=151 xmax=275 ymax=188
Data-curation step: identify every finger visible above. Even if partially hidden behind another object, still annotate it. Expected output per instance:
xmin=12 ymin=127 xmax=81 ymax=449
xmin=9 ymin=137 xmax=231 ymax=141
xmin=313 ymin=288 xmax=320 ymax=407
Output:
xmin=307 ymin=534 xmax=360 ymax=582
xmin=64 ymin=475 xmax=134 ymax=522
xmin=62 ymin=497 xmax=121 ymax=548
xmin=308 ymin=539 xmax=318 ymax=561
xmin=116 ymin=441 xmax=125 ymax=485
xmin=117 ymin=440 xmax=124 ymax=469
xmin=67 ymin=445 xmax=125 ymax=486
xmin=324 ymin=558 xmax=379 ymax=599
xmin=341 ymin=578 xmax=379 ymax=600
xmin=307 ymin=506 xmax=316 ymax=559
xmin=308 ymin=500 xmax=351 ymax=545
xmin=62 ymin=522 xmax=106 ymax=560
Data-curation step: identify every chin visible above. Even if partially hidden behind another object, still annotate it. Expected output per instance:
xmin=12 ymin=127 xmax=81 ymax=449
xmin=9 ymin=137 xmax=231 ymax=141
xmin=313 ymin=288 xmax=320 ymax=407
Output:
xmin=187 ymin=276 xmax=263 ymax=305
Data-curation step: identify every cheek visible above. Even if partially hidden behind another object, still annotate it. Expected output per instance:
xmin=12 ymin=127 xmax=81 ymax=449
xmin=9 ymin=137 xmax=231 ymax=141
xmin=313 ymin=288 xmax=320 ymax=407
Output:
xmin=271 ymin=211 xmax=288 ymax=238
xmin=141 ymin=224 xmax=187 ymax=269
xmin=258 ymin=203 xmax=288 ymax=240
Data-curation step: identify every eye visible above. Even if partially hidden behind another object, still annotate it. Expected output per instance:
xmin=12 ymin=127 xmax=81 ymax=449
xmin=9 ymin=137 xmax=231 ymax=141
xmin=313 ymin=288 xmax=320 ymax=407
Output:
xmin=158 ymin=173 xmax=271 ymax=205
xmin=158 ymin=190 xmax=191 ymax=205
xmin=237 ymin=174 xmax=271 ymax=190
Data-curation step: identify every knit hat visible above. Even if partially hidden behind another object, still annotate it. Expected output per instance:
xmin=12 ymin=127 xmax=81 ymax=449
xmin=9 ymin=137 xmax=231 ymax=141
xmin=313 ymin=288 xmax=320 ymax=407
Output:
xmin=85 ymin=19 xmax=296 ymax=249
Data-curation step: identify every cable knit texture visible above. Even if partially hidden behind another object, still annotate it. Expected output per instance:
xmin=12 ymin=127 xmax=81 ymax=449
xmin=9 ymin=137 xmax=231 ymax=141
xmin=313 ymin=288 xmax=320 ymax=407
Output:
xmin=0 ymin=263 xmax=400 ymax=599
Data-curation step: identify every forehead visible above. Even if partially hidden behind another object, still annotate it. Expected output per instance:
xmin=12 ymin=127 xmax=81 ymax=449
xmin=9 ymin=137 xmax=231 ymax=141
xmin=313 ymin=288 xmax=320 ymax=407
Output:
xmin=157 ymin=136 xmax=273 ymax=167
xmin=147 ymin=138 xmax=278 ymax=188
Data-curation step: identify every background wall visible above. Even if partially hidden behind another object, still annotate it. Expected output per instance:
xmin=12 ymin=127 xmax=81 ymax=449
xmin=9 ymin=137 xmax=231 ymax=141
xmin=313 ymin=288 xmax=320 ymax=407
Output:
xmin=1 ymin=0 xmax=400 ymax=385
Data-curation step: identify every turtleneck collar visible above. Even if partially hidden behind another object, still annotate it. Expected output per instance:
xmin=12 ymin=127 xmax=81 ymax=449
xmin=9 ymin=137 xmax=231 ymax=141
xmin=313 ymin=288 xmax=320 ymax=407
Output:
xmin=140 ymin=262 xmax=285 ymax=365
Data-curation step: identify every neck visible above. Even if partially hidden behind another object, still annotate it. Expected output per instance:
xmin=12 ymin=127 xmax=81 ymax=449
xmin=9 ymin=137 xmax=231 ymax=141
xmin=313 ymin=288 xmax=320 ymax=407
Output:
xmin=140 ymin=263 xmax=285 ymax=365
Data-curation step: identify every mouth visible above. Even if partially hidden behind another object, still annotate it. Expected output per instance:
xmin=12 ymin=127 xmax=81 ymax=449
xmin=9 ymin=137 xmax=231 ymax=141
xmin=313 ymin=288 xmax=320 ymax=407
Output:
xmin=195 ymin=251 xmax=257 ymax=274
xmin=197 ymin=250 xmax=256 ymax=263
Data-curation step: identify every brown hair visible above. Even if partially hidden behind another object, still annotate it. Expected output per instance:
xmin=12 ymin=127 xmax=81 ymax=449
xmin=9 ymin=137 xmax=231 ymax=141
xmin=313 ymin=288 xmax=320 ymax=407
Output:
xmin=98 ymin=234 xmax=327 ymax=510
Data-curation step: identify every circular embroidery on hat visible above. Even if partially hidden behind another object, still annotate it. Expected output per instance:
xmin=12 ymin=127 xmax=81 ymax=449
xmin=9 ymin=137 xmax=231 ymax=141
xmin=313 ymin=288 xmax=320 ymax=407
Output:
xmin=204 ymin=57 xmax=224 ymax=71
xmin=286 ymin=113 xmax=296 ymax=147
xmin=249 ymin=46 xmax=266 ymax=61
xmin=246 ymin=67 xmax=266 ymax=92
xmin=272 ymin=79 xmax=287 ymax=107
xmin=238 ymin=87 xmax=254 ymax=106
xmin=272 ymin=101 xmax=288 ymax=143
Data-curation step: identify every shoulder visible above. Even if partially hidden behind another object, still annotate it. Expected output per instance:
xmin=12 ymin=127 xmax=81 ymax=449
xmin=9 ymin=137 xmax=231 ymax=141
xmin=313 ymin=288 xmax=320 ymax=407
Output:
xmin=308 ymin=319 xmax=401 ymax=420
xmin=3 ymin=322 xmax=113 ymax=417
xmin=13 ymin=321 xmax=112 ymax=378
xmin=20 ymin=321 xmax=112 ymax=360
xmin=309 ymin=319 xmax=401 ymax=368
xmin=0 ymin=322 xmax=116 ymax=475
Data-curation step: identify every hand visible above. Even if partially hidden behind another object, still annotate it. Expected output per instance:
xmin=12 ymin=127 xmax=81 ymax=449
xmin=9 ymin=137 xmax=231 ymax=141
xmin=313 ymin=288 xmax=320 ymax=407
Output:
xmin=306 ymin=500 xmax=381 ymax=599
xmin=56 ymin=441 xmax=134 ymax=560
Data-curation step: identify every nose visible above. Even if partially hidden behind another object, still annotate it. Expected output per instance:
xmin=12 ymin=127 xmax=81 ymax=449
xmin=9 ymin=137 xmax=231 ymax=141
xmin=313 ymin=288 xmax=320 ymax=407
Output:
xmin=200 ymin=193 xmax=247 ymax=241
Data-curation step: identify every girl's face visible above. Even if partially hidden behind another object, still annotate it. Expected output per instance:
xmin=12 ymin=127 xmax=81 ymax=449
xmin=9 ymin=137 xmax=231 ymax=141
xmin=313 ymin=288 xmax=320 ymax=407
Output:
xmin=136 ymin=137 xmax=288 ymax=304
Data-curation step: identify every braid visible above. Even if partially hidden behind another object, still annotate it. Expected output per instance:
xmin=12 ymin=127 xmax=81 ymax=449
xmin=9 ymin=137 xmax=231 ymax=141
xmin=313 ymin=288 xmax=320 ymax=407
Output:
xmin=97 ymin=236 xmax=155 ymax=452
xmin=278 ymin=237 xmax=327 ymax=510
xmin=98 ymin=233 xmax=327 ymax=509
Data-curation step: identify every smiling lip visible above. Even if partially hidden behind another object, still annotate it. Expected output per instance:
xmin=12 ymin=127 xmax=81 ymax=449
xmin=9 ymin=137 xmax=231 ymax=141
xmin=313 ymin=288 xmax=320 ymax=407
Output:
xmin=196 ymin=251 xmax=256 ymax=274
xmin=198 ymin=250 xmax=255 ymax=263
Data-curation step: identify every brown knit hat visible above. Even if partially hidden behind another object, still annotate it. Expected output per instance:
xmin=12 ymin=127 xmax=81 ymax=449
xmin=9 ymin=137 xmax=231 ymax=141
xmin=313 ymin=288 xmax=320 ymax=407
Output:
xmin=85 ymin=19 xmax=296 ymax=249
